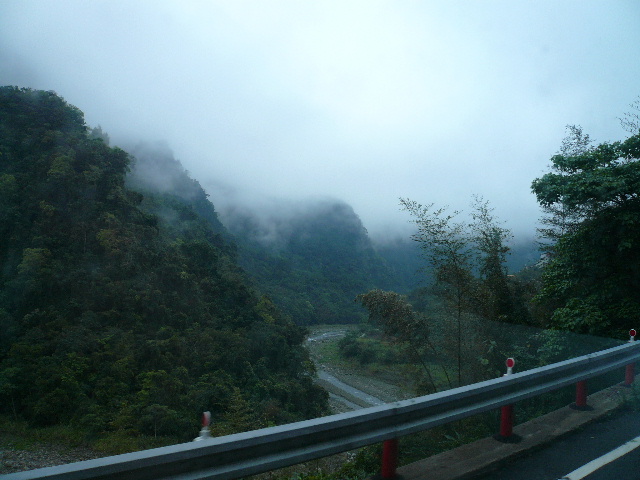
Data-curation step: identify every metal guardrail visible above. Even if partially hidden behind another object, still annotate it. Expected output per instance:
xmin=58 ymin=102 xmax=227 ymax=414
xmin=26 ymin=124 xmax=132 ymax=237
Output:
xmin=5 ymin=341 xmax=639 ymax=480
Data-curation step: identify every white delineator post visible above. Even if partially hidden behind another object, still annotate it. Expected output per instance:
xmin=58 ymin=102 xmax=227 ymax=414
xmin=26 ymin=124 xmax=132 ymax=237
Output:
xmin=625 ymin=329 xmax=637 ymax=387
xmin=194 ymin=411 xmax=212 ymax=441
xmin=499 ymin=358 xmax=515 ymax=438
xmin=505 ymin=357 xmax=514 ymax=376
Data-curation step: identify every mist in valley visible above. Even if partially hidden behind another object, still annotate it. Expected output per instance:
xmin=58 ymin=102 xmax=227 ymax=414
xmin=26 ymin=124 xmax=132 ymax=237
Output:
xmin=2 ymin=2 xmax=638 ymax=245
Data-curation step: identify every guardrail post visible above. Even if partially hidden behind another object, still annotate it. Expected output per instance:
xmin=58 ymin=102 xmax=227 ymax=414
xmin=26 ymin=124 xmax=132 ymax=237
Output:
xmin=625 ymin=364 xmax=635 ymax=386
xmin=495 ymin=358 xmax=520 ymax=442
xmin=624 ymin=329 xmax=636 ymax=387
xmin=573 ymin=380 xmax=589 ymax=409
xmin=381 ymin=438 xmax=399 ymax=479
xmin=499 ymin=404 xmax=514 ymax=437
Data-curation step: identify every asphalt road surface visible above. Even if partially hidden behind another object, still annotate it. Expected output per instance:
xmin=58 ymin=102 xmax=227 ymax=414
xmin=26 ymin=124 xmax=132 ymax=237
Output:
xmin=474 ymin=409 xmax=640 ymax=480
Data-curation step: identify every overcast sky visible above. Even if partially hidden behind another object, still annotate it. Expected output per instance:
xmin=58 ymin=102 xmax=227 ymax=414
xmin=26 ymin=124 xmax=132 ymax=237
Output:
xmin=1 ymin=1 xmax=639 ymax=240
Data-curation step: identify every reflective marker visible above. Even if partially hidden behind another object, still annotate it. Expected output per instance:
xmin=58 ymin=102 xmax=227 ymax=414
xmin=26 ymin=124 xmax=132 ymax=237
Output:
xmin=505 ymin=357 xmax=515 ymax=375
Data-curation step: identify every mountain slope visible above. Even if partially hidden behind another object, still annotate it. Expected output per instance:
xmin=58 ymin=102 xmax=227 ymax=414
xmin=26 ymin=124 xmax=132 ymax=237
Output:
xmin=222 ymin=199 xmax=401 ymax=324
xmin=0 ymin=86 xmax=327 ymax=439
xmin=124 ymin=142 xmax=408 ymax=325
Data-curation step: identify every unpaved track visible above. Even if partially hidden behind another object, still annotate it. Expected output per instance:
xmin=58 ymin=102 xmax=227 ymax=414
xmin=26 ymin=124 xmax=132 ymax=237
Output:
xmin=317 ymin=370 xmax=385 ymax=406
xmin=307 ymin=327 xmax=412 ymax=412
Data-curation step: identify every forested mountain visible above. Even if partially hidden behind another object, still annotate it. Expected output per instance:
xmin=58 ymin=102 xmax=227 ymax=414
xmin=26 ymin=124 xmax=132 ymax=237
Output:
xmin=124 ymin=141 xmax=229 ymax=239
xmin=122 ymin=141 xmax=539 ymax=327
xmin=218 ymin=200 xmax=408 ymax=325
xmin=0 ymin=87 xmax=327 ymax=439
xmin=122 ymin=140 xmax=406 ymax=325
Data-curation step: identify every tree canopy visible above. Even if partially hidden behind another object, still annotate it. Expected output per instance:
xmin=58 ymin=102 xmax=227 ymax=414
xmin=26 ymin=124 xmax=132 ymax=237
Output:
xmin=0 ymin=86 xmax=327 ymax=439
xmin=531 ymin=125 xmax=640 ymax=335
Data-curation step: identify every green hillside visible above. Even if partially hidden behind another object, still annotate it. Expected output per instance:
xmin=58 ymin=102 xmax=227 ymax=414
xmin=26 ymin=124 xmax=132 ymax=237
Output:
xmin=123 ymin=142 xmax=410 ymax=325
xmin=222 ymin=200 xmax=402 ymax=325
xmin=0 ymin=86 xmax=327 ymax=441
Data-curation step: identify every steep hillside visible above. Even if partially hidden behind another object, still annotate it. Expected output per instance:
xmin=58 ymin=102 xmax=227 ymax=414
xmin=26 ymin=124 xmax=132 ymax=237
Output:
xmin=124 ymin=142 xmax=407 ymax=325
xmin=221 ymin=200 xmax=400 ymax=325
xmin=125 ymin=141 xmax=229 ymax=238
xmin=0 ymin=86 xmax=327 ymax=440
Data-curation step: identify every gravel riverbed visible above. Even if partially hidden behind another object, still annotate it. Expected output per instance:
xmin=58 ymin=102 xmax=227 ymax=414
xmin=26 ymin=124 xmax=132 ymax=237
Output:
xmin=0 ymin=439 xmax=105 ymax=474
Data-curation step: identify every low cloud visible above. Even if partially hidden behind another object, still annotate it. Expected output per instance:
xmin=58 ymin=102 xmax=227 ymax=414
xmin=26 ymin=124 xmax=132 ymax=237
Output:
xmin=1 ymin=1 xmax=638 ymax=242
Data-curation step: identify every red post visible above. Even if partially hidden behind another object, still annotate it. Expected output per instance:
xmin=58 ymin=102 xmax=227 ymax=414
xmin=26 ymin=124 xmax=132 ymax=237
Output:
xmin=575 ymin=380 xmax=588 ymax=408
xmin=625 ymin=329 xmax=636 ymax=387
xmin=381 ymin=438 xmax=398 ymax=479
xmin=499 ymin=404 xmax=514 ymax=437
xmin=625 ymin=363 xmax=635 ymax=386
xmin=497 ymin=358 xmax=516 ymax=440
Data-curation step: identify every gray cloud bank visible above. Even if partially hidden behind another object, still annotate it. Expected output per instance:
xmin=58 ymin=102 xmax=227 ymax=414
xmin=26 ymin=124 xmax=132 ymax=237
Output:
xmin=1 ymin=1 xmax=638 ymax=240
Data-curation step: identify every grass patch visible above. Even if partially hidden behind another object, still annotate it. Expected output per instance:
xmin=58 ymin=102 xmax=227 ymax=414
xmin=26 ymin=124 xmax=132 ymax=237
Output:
xmin=0 ymin=414 xmax=179 ymax=457
xmin=310 ymin=339 xmax=345 ymax=366
xmin=0 ymin=417 xmax=88 ymax=450
xmin=92 ymin=431 xmax=177 ymax=455
xmin=309 ymin=326 xmax=453 ymax=395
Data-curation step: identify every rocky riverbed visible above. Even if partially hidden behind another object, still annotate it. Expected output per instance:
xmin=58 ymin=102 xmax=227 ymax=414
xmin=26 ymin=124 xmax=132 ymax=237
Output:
xmin=306 ymin=326 xmax=414 ymax=413
xmin=0 ymin=436 xmax=105 ymax=474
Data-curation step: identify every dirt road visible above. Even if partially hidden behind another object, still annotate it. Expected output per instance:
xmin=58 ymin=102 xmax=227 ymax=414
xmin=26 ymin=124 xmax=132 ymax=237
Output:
xmin=307 ymin=327 xmax=412 ymax=413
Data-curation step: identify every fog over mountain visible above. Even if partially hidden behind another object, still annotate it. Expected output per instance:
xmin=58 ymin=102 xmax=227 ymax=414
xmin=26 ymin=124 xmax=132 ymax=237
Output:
xmin=1 ymin=1 xmax=638 ymax=240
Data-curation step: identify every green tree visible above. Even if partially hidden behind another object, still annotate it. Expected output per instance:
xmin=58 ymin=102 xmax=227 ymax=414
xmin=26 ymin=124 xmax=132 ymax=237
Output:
xmin=531 ymin=124 xmax=640 ymax=335
xmin=397 ymin=196 xmax=525 ymax=385
xmin=356 ymin=289 xmax=451 ymax=392
xmin=536 ymin=125 xmax=593 ymax=245
xmin=619 ymin=97 xmax=640 ymax=134
xmin=400 ymin=198 xmax=478 ymax=385
xmin=470 ymin=196 xmax=524 ymax=324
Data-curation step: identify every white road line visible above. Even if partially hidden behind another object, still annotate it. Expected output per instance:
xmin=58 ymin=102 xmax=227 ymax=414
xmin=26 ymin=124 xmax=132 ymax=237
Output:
xmin=558 ymin=434 xmax=640 ymax=480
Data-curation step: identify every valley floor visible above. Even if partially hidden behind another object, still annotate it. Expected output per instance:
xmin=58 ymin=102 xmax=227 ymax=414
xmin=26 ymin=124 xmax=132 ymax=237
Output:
xmin=306 ymin=325 xmax=415 ymax=413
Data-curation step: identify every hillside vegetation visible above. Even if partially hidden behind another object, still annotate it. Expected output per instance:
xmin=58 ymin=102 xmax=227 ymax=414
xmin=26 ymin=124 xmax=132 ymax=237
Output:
xmin=2 ymin=85 xmax=639 ymax=479
xmin=0 ymin=87 xmax=327 ymax=442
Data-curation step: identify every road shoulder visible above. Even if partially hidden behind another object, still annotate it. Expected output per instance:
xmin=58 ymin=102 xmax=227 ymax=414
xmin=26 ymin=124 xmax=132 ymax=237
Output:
xmin=395 ymin=383 xmax=631 ymax=480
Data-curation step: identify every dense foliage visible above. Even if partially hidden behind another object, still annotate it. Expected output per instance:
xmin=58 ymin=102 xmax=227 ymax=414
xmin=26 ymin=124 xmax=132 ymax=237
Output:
xmin=0 ymin=86 xmax=327 ymax=440
xmin=120 ymin=140 xmax=409 ymax=326
xmin=223 ymin=200 xmax=402 ymax=325
xmin=531 ymin=125 xmax=640 ymax=336
xmin=355 ymin=198 xmax=535 ymax=390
